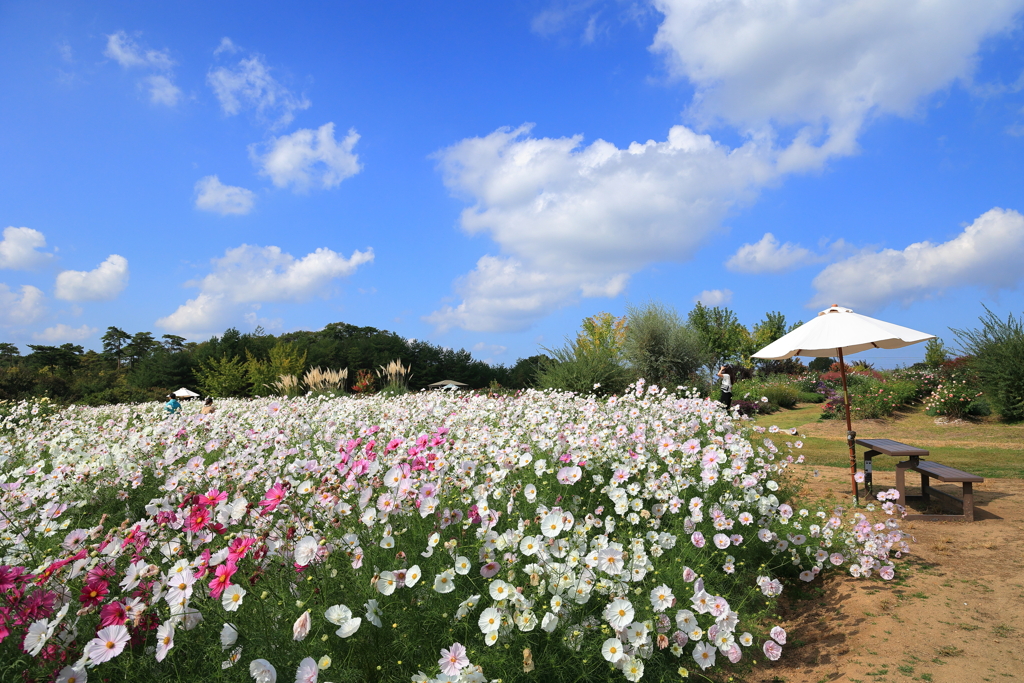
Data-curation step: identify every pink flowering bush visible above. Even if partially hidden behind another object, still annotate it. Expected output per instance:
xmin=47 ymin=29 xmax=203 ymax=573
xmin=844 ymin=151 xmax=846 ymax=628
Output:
xmin=0 ymin=382 xmax=908 ymax=682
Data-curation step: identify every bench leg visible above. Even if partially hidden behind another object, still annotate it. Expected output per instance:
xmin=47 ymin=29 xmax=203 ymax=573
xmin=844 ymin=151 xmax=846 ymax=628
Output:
xmin=963 ymin=482 xmax=974 ymax=523
xmin=895 ymin=462 xmax=910 ymax=508
xmin=920 ymin=473 xmax=930 ymax=501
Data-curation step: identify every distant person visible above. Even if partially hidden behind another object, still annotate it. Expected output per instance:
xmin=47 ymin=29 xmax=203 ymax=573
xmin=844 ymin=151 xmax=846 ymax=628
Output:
xmin=164 ymin=394 xmax=181 ymax=415
xmin=717 ymin=365 xmax=736 ymax=410
xmin=200 ymin=397 xmax=215 ymax=415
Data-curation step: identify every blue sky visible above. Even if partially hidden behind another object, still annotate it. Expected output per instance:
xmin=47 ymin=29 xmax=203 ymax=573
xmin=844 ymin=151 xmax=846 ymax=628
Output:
xmin=2 ymin=1 xmax=1023 ymax=367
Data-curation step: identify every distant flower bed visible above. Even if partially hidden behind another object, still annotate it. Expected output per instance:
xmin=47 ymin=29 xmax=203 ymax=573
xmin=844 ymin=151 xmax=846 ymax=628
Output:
xmin=0 ymin=384 xmax=907 ymax=682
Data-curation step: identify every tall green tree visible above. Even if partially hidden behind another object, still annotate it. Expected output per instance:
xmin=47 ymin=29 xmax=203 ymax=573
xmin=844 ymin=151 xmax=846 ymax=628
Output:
xmin=687 ymin=302 xmax=750 ymax=377
xmin=0 ymin=342 xmax=20 ymax=367
xmin=622 ymin=302 xmax=706 ymax=389
xmin=101 ymin=327 xmax=131 ymax=368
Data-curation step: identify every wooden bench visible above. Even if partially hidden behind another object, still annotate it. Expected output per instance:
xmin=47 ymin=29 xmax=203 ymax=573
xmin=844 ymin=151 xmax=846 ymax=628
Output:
xmin=895 ymin=459 xmax=984 ymax=522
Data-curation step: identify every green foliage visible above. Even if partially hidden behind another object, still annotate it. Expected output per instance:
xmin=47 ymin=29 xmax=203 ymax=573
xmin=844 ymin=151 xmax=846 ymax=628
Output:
xmin=807 ymin=356 xmax=835 ymax=373
xmin=622 ymin=301 xmax=707 ymax=389
xmin=687 ymin=302 xmax=750 ymax=377
xmin=537 ymin=316 xmax=633 ymax=396
xmin=923 ymin=337 xmax=948 ymax=368
xmin=820 ymin=376 xmax=920 ymax=420
xmin=196 ymin=354 xmax=250 ymax=397
xmin=954 ymin=307 xmax=1024 ymax=422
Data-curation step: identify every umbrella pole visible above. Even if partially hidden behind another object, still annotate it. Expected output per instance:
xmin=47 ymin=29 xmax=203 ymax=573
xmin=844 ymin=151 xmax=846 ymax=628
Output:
xmin=837 ymin=348 xmax=858 ymax=502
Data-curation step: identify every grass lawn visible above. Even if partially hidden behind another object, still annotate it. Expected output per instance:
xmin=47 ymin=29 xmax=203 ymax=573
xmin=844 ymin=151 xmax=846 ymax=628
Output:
xmin=753 ymin=403 xmax=1024 ymax=480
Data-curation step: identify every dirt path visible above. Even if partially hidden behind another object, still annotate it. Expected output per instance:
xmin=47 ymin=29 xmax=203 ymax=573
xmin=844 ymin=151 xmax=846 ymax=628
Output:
xmin=749 ymin=466 xmax=1024 ymax=683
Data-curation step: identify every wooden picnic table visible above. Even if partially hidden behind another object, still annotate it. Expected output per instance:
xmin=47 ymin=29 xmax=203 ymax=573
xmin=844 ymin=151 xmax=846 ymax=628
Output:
xmin=855 ymin=437 xmax=984 ymax=521
xmin=855 ymin=438 xmax=929 ymax=494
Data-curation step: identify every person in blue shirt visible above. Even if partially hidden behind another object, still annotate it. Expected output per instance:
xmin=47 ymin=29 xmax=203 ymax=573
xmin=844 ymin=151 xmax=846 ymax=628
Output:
xmin=164 ymin=394 xmax=182 ymax=414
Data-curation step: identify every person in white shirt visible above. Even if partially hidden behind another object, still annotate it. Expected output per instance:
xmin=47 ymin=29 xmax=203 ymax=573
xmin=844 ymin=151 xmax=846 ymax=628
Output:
xmin=716 ymin=365 xmax=736 ymax=409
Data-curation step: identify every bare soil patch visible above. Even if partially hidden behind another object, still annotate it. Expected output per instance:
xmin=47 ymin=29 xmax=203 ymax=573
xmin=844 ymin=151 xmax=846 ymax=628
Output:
xmin=749 ymin=466 xmax=1024 ymax=683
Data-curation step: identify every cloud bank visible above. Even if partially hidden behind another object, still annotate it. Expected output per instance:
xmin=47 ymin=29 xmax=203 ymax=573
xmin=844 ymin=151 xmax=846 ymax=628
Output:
xmin=252 ymin=123 xmax=362 ymax=192
xmin=157 ymin=244 xmax=374 ymax=335
xmin=430 ymin=0 xmax=1023 ymax=332
xmin=811 ymin=207 xmax=1024 ymax=310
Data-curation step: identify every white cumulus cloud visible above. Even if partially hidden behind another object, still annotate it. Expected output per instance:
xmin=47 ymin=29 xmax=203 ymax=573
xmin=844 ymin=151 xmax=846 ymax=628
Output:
xmin=144 ymin=74 xmax=182 ymax=106
xmin=651 ymin=0 xmax=1022 ymax=156
xmin=726 ymin=233 xmax=816 ymax=273
xmin=208 ymin=53 xmax=311 ymax=129
xmin=429 ymin=2 xmax=1022 ymax=332
xmin=427 ymin=124 xmax=774 ymax=331
xmin=194 ymin=175 xmax=256 ymax=215
xmin=694 ymin=289 xmax=733 ymax=306
xmin=0 ymin=227 xmax=52 ymax=270
xmin=0 ymin=284 xmax=45 ymax=327
xmin=54 ymin=255 xmax=129 ymax=302
xmin=33 ymin=323 xmax=97 ymax=344
xmin=157 ymin=244 xmax=374 ymax=335
xmin=104 ymin=31 xmax=181 ymax=107
xmin=252 ymin=123 xmax=362 ymax=192
xmin=810 ymin=207 xmax=1024 ymax=310
xmin=104 ymin=31 xmax=174 ymax=70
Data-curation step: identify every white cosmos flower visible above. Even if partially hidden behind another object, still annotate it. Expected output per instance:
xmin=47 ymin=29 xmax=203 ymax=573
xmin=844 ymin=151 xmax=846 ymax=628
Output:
xmin=376 ymin=571 xmax=397 ymax=595
xmin=222 ymin=585 xmax=246 ymax=612
xmin=488 ymin=580 xmax=512 ymax=601
xmin=335 ymin=617 xmax=361 ymax=638
xmin=434 ymin=569 xmax=455 ymax=594
xmin=220 ymin=623 xmax=238 ymax=649
xmin=602 ymin=637 xmax=625 ymax=663
xmin=365 ymin=599 xmax=382 ymax=627
xmin=603 ymin=598 xmax=634 ymax=630
xmin=293 ymin=536 xmax=318 ymax=566
xmin=325 ymin=605 xmax=352 ymax=626
xmin=541 ymin=612 xmax=558 ymax=632
xmin=406 ymin=565 xmax=422 ymax=587
xmin=541 ymin=511 xmax=564 ymax=538
xmin=453 ymin=556 xmax=471 ymax=575
xmin=650 ymin=584 xmax=674 ymax=612
xmin=524 ymin=484 xmax=537 ymax=502
xmin=478 ymin=607 xmax=501 ymax=633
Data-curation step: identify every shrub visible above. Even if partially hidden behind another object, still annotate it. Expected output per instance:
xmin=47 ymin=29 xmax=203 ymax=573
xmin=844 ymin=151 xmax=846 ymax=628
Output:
xmin=760 ymin=384 xmax=800 ymax=409
xmin=954 ymin=307 xmax=1024 ymax=422
xmin=923 ymin=379 xmax=983 ymax=419
xmin=797 ymin=391 xmax=825 ymax=404
xmin=623 ymin=302 xmax=708 ymax=389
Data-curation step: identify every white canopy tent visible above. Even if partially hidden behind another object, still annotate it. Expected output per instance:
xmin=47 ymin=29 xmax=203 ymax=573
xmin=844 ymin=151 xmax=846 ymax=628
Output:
xmin=753 ymin=305 xmax=935 ymax=500
xmin=171 ymin=387 xmax=201 ymax=399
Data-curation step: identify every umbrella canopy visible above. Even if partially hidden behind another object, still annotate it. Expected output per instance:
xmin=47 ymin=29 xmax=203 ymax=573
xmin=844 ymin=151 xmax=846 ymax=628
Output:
xmin=427 ymin=379 xmax=468 ymax=389
xmin=752 ymin=305 xmax=935 ymax=500
xmin=172 ymin=387 xmax=200 ymax=398
xmin=753 ymin=306 xmax=935 ymax=359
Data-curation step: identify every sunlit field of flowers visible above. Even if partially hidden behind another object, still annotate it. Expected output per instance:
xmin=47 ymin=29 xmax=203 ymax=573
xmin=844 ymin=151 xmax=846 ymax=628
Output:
xmin=0 ymin=382 xmax=908 ymax=683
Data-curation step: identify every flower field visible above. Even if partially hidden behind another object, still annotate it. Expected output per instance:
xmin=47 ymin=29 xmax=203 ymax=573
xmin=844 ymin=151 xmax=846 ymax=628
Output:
xmin=0 ymin=383 xmax=908 ymax=683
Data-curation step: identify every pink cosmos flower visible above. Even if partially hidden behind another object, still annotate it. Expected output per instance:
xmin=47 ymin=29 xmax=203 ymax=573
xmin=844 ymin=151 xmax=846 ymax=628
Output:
xmin=99 ymin=601 xmax=127 ymax=627
xmin=763 ymin=639 xmax=783 ymax=660
xmin=480 ymin=562 xmax=501 ymax=578
xmin=770 ymin=626 xmax=787 ymax=644
xmin=690 ymin=531 xmax=705 ymax=548
xmin=209 ymin=562 xmax=237 ymax=600
xmin=439 ymin=642 xmax=470 ymax=676
xmin=259 ymin=483 xmax=286 ymax=515
xmin=85 ymin=624 xmax=130 ymax=664
xmin=295 ymin=657 xmax=318 ymax=683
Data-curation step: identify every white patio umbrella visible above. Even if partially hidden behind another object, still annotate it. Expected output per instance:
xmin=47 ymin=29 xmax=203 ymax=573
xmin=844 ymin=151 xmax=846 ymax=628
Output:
xmin=752 ymin=305 xmax=935 ymax=500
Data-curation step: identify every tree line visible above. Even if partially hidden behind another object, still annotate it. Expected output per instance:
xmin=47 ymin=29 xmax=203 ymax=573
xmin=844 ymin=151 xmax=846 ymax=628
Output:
xmin=0 ymin=323 xmax=545 ymax=404
xmin=0 ymin=302 xmax=811 ymax=405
